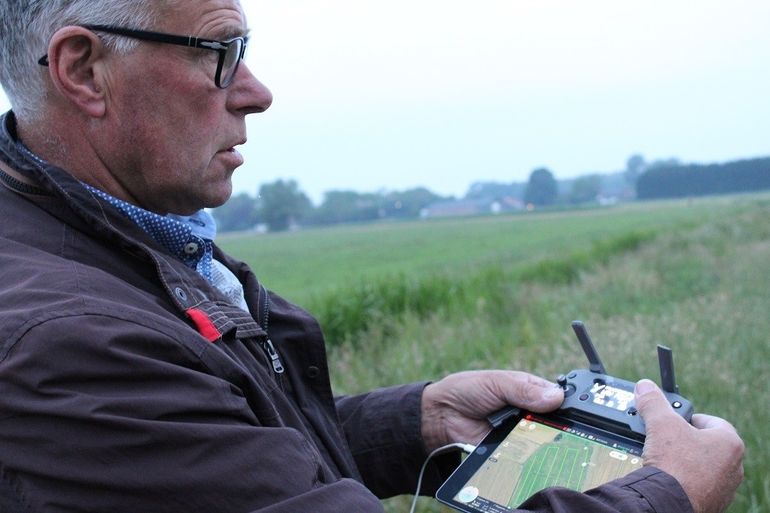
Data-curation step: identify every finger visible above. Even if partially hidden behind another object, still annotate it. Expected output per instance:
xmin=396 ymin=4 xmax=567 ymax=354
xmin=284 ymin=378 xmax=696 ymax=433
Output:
xmin=691 ymin=413 xmax=739 ymax=435
xmin=500 ymin=371 xmax=556 ymax=391
xmin=520 ymin=371 xmax=559 ymax=390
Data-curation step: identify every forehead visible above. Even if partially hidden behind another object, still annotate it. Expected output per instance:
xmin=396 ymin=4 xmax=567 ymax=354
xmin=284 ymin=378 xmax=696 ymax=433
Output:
xmin=162 ymin=0 xmax=247 ymax=38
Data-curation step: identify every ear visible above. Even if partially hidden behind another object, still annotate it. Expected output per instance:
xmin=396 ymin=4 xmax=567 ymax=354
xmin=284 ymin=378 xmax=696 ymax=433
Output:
xmin=45 ymin=26 xmax=109 ymax=118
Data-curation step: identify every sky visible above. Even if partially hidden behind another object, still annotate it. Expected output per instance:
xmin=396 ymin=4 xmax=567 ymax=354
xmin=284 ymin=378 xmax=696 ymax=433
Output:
xmin=2 ymin=0 xmax=769 ymax=204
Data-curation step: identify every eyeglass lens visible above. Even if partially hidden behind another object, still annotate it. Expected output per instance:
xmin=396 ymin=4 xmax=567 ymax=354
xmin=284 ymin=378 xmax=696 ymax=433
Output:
xmin=220 ymin=39 xmax=244 ymax=88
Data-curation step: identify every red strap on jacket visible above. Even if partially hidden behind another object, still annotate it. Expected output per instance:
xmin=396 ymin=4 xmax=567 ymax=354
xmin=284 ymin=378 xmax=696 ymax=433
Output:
xmin=185 ymin=308 xmax=221 ymax=343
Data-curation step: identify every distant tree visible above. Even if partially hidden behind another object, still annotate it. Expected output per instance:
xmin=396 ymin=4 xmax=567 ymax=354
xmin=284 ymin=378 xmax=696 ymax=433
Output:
xmin=636 ymin=157 xmax=770 ymax=199
xmin=305 ymin=187 xmax=447 ymax=225
xmin=381 ymin=187 xmax=444 ymax=218
xmin=258 ymin=179 xmax=312 ymax=231
xmin=211 ymin=192 xmax=260 ymax=232
xmin=309 ymin=190 xmax=381 ymax=225
xmin=624 ymin=154 xmax=647 ymax=185
xmin=568 ymin=174 xmax=602 ymax=204
xmin=524 ymin=167 xmax=558 ymax=206
xmin=647 ymin=157 xmax=682 ymax=170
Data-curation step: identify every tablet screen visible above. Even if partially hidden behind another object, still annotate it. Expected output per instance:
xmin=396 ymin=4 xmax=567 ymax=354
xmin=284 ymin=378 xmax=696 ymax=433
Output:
xmin=436 ymin=412 xmax=644 ymax=512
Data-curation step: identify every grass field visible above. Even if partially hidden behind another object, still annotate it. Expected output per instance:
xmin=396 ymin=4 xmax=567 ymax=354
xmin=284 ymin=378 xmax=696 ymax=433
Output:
xmin=219 ymin=193 xmax=770 ymax=513
xmin=219 ymin=198 xmax=727 ymax=306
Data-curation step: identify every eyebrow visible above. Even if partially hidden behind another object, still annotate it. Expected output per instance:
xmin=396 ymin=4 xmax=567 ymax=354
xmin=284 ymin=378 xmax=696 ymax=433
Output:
xmin=215 ymin=27 xmax=251 ymax=40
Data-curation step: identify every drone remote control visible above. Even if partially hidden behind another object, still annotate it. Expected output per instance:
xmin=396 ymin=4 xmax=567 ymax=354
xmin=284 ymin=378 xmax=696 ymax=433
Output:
xmin=488 ymin=320 xmax=694 ymax=441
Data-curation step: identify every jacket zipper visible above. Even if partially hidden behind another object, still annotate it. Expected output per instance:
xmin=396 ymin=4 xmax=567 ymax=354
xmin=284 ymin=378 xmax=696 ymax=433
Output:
xmin=259 ymin=287 xmax=285 ymax=376
xmin=263 ymin=338 xmax=285 ymax=374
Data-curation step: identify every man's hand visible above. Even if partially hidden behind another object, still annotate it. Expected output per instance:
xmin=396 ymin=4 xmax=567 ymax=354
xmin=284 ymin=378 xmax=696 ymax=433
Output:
xmin=420 ymin=370 xmax=564 ymax=451
xmin=635 ymin=379 xmax=745 ymax=513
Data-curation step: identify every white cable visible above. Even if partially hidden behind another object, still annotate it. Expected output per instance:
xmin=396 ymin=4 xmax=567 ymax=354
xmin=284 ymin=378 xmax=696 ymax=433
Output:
xmin=408 ymin=442 xmax=476 ymax=513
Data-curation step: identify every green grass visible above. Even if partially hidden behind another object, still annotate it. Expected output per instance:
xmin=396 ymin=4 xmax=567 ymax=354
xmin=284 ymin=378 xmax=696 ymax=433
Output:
xmin=218 ymin=198 xmax=727 ymax=306
xmin=219 ymin=193 xmax=770 ymax=513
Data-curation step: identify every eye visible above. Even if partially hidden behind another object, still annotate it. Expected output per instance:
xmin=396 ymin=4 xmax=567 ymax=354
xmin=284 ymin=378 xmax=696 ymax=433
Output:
xmin=199 ymin=49 xmax=220 ymax=63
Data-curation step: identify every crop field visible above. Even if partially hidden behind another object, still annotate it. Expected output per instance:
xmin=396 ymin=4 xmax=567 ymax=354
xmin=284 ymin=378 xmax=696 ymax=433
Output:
xmin=219 ymin=193 xmax=770 ymax=513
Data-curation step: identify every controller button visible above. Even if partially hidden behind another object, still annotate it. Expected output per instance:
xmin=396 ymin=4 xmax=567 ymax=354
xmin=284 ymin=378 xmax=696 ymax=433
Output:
xmin=672 ymin=401 xmax=683 ymax=409
xmin=579 ymin=393 xmax=589 ymax=401
xmin=564 ymin=384 xmax=577 ymax=398
xmin=568 ymin=372 xmax=577 ymax=379
xmin=627 ymin=407 xmax=638 ymax=416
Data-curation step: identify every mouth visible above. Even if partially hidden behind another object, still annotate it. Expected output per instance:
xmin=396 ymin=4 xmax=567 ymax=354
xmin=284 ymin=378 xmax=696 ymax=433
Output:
xmin=216 ymin=140 xmax=246 ymax=167
xmin=223 ymin=139 xmax=246 ymax=153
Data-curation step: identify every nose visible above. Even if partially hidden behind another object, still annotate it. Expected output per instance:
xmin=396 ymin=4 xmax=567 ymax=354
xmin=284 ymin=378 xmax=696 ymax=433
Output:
xmin=228 ymin=61 xmax=273 ymax=115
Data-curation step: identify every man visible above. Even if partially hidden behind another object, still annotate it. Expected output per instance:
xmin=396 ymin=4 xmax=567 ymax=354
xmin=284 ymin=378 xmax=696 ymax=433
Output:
xmin=0 ymin=1 xmax=743 ymax=512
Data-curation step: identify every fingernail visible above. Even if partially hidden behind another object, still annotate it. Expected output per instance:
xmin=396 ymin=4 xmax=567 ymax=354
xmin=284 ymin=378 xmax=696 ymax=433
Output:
xmin=545 ymin=387 xmax=564 ymax=400
xmin=635 ymin=379 xmax=656 ymax=396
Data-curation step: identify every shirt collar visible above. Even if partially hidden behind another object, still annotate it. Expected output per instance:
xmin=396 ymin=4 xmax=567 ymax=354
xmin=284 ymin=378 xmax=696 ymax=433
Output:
xmin=82 ymin=184 xmax=216 ymax=281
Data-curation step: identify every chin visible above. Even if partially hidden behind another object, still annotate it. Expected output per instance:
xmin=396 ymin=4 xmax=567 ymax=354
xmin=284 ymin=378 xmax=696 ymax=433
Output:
xmin=203 ymin=186 xmax=234 ymax=209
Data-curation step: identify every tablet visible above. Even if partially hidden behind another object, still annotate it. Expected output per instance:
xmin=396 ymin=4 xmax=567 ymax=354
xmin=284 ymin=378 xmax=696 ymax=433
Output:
xmin=435 ymin=410 xmax=644 ymax=512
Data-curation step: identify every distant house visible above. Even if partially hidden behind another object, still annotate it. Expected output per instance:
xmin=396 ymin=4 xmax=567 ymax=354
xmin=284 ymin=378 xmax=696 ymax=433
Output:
xmin=420 ymin=197 xmax=523 ymax=219
xmin=500 ymin=196 xmax=525 ymax=211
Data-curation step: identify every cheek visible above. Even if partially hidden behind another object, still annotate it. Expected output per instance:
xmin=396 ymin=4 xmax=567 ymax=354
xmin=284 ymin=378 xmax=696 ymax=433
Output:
xmin=146 ymin=106 xmax=219 ymax=166
xmin=113 ymin=69 xmax=227 ymax=168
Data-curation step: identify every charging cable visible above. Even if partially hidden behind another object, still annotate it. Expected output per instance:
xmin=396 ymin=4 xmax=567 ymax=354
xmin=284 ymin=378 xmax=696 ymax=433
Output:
xmin=408 ymin=442 xmax=476 ymax=513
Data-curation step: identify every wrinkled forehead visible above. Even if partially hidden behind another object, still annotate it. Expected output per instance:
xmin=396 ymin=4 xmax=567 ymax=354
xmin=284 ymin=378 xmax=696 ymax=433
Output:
xmin=160 ymin=0 xmax=247 ymax=38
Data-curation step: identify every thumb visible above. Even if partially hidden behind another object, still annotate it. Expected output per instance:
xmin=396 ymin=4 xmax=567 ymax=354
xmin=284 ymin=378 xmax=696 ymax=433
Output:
xmin=634 ymin=379 xmax=682 ymax=430
xmin=500 ymin=372 xmax=564 ymax=412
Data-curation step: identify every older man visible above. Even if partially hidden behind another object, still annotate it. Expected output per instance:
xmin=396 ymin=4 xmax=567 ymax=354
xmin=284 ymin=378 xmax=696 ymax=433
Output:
xmin=0 ymin=1 xmax=743 ymax=512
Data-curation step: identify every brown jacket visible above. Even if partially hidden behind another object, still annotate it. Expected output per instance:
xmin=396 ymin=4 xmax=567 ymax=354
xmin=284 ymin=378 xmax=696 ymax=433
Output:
xmin=0 ymin=112 xmax=692 ymax=512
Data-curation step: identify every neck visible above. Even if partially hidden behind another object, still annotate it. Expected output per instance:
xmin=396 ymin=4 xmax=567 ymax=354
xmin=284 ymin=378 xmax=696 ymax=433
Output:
xmin=15 ymin=109 xmax=145 ymax=208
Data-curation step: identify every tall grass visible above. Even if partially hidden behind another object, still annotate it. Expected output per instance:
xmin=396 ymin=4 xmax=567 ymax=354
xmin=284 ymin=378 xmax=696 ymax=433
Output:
xmin=307 ymin=230 xmax=656 ymax=345
xmin=220 ymin=194 xmax=770 ymax=512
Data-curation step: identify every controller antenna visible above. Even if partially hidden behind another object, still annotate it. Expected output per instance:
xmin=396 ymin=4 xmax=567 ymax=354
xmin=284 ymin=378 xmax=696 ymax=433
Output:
xmin=657 ymin=345 xmax=679 ymax=394
xmin=571 ymin=321 xmax=607 ymax=375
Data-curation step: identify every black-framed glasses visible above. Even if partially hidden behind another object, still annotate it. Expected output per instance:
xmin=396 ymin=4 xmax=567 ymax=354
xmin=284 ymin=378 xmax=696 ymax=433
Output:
xmin=38 ymin=24 xmax=248 ymax=88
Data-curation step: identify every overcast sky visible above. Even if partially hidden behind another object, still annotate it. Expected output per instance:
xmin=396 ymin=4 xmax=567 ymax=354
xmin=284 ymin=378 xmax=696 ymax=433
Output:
xmin=2 ymin=0 xmax=769 ymax=204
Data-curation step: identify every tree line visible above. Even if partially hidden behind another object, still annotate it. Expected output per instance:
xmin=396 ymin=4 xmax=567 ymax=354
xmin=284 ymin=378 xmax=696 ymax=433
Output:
xmin=212 ymin=154 xmax=770 ymax=232
xmin=212 ymin=182 xmax=446 ymax=233
xmin=636 ymin=157 xmax=770 ymax=199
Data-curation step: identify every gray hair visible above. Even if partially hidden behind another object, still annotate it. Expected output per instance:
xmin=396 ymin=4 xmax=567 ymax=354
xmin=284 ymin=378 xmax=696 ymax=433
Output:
xmin=0 ymin=1 xmax=171 ymax=121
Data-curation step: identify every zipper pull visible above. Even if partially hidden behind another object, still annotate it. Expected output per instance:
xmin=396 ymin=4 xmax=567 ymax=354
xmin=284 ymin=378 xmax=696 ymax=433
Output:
xmin=264 ymin=338 xmax=285 ymax=374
